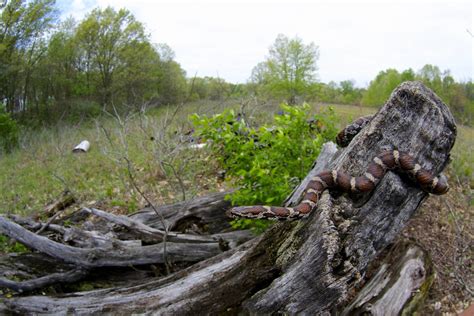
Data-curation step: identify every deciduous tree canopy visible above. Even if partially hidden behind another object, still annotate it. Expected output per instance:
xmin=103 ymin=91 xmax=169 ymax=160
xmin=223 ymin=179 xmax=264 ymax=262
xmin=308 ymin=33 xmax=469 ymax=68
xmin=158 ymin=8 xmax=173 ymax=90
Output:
xmin=251 ymin=34 xmax=319 ymax=104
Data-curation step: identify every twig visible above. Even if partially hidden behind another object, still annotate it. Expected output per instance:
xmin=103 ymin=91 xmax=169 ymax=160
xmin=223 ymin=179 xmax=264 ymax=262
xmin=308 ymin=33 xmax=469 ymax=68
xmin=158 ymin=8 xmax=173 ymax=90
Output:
xmin=124 ymin=157 xmax=172 ymax=274
xmin=161 ymin=161 xmax=186 ymax=201
xmin=35 ymin=210 xmax=63 ymax=235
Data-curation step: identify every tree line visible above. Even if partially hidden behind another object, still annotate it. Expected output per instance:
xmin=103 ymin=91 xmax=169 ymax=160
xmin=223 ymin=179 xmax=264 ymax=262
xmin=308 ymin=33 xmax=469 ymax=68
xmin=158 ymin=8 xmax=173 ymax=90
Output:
xmin=249 ymin=34 xmax=473 ymax=125
xmin=0 ymin=1 xmax=187 ymax=123
xmin=0 ymin=1 xmax=472 ymax=127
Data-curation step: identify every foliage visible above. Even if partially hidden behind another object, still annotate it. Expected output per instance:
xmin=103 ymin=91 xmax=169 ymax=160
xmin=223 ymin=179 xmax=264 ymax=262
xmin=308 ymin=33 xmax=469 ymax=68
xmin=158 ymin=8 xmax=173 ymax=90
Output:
xmin=0 ymin=0 xmax=57 ymax=113
xmin=0 ymin=3 xmax=188 ymax=124
xmin=187 ymin=76 xmax=245 ymax=101
xmin=309 ymin=81 xmax=365 ymax=105
xmin=251 ymin=34 xmax=320 ymax=104
xmin=361 ymin=65 xmax=473 ymax=126
xmin=361 ymin=69 xmax=405 ymax=106
xmin=0 ymin=107 xmax=19 ymax=153
xmin=191 ymin=104 xmax=338 ymax=233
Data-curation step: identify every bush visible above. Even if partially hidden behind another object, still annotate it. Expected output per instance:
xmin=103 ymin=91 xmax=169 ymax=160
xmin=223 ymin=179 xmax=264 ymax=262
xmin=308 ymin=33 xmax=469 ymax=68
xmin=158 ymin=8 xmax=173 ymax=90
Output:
xmin=0 ymin=108 xmax=19 ymax=154
xmin=191 ymin=103 xmax=338 ymax=233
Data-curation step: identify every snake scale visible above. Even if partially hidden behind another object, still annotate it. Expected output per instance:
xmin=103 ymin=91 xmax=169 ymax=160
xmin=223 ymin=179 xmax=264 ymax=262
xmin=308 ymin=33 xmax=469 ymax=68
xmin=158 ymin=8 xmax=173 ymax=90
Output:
xmin=228 ymin=116 xmax=449 ymax=220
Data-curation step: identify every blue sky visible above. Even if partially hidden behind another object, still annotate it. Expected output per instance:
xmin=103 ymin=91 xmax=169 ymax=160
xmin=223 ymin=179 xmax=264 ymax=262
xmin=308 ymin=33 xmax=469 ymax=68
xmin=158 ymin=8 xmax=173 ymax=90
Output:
xmin=56 ymin=0 xmax=473 ymax=86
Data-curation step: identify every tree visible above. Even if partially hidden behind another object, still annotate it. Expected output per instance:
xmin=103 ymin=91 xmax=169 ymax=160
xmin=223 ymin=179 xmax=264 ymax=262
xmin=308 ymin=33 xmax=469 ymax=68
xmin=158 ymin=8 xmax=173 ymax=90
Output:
xmin=251 ymin=34 xmax=319 ymax=104
xmin=36 ymin=18 xmax=79 ymax=108
xmin=75 ymin=7 xmax=150 ymax=109
xmin=0 ymin=0 xmax=56 ymax=113
xmin=361 ymin=69 xmax=403 ymax=106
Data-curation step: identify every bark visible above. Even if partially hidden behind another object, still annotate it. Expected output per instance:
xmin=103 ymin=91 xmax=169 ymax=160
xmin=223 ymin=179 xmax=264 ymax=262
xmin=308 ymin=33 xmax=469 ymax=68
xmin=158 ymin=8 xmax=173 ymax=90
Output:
xmin=129 ymin=191 xmax=232 ymax=233
xmin=342 ymin=241 xmax=434 ymax=315
xmin=0 ymin=82 xmax=456 ymax=314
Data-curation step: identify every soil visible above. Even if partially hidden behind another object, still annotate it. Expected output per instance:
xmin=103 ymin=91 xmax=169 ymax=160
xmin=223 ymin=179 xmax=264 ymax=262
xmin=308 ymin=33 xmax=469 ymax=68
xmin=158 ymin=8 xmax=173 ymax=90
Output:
xmin=400 ymin=171 xmax=473 ymax=314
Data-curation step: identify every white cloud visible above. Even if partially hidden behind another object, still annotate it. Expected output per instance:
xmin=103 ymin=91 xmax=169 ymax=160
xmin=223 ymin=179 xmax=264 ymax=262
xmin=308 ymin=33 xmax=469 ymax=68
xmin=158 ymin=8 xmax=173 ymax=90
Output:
xmin=57 ymin=0 xmax=473 ymax=86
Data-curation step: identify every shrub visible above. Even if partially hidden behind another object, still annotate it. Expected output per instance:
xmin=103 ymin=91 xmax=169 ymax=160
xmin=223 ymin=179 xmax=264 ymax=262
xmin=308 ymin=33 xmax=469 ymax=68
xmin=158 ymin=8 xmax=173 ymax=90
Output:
xmin=191 ymin=103 xmax=338 ymax=233
xmin=0 ymin=108 xmax=19 ymax=154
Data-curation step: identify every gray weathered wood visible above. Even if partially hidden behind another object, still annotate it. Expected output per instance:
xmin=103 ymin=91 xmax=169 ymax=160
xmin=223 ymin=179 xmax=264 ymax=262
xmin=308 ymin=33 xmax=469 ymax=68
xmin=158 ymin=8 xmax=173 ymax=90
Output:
xmin=0 ymin=215 xmax=222 ymax=267
xmin=0 ymin=268 xmax=89 ymax=293
xmin=129 ymin=191 xmax=232 ymax=233
xmin=342 ymin=241 xmax=434 ymax=315
xmin=83 ymin=207 xmax=218 ymax=244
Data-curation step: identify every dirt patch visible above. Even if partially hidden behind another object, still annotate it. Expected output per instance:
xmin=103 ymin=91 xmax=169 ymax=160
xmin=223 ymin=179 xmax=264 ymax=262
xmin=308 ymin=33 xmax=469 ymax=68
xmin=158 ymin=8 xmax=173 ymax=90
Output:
xmin=400 ymin=171 xmax=473 ymax=314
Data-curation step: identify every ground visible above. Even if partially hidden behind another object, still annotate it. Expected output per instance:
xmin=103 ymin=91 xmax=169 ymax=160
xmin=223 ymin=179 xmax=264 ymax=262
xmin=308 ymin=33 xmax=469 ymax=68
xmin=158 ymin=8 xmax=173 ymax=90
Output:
xmin=401 ymin=170 xmax=473 ymax=314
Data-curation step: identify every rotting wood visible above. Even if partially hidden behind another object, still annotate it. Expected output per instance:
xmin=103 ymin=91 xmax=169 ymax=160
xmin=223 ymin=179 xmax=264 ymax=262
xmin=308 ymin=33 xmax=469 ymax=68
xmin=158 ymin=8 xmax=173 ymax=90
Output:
xmin=129 ymin=191 xmax=233 ymax=233
xmin=0 ymin=82 xmax=456 ymax=315
xmin=83 ymin=207 xmax=218 ymax=244
xmin=341 ymin=241 xmax=434 ymax=315
xmin=0 ymin=268 xmax=89 ymax=293
xmin=43 ymin=190 xmax=76 ymax=217
xmin=0 ymin=216 xmax=222 ymax=267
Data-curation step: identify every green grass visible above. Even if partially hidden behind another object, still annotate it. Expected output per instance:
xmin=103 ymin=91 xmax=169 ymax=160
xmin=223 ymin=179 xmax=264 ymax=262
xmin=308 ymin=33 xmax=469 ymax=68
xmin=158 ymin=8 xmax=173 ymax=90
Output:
xmin=0 ymin=100 xmax=471 ymax=217
xmin=450 ymin=125 xmax=474 ymax=188
xmin=0 ymin=103 xmax=230 ymax=216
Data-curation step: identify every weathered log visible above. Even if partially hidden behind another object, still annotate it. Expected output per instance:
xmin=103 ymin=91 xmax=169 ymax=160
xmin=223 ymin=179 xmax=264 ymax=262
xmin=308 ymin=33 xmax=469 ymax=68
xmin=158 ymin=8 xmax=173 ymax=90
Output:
xmin=0 ymin=216 xmax=222 ymax=267
xmin=83 ymin=207 xmax=217 ymax=244
xmin=342 ymin=241 xmax=434 ymax=315
xmin=0 ymin=268 xmax=89 ymax=293
xmin=0 ymin=252 xmax=89 ymax=293
xmin=8 ymin=214 xmax=141 ymax=248
xmin=0 ymin=82 xmax=456 ymax=314
xmin=129 ymin=191 xmax=232 ymax=233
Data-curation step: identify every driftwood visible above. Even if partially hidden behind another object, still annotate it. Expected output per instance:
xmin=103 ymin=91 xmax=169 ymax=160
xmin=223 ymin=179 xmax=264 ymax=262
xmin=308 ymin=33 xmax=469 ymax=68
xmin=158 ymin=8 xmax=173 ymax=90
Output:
xmin=0 ymin=216 xmax=222 ymax=267
xmin=342 ymin=241 xmax=434 ymax=315
xmin=0 ymin=268 xmax=88 ymax=294
xmin=0 ymin=82 xmax=456 ymax=314
xmin=129 ymin=191 xmax=233 ymax=233
xmin=0 ymin=191 xmax=252 ymax=296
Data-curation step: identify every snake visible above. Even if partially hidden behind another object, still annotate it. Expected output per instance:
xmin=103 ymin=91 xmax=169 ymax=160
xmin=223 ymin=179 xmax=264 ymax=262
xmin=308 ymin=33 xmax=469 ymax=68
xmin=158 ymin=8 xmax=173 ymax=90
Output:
xmin=228 ymin=116 xmax=449 ymax=220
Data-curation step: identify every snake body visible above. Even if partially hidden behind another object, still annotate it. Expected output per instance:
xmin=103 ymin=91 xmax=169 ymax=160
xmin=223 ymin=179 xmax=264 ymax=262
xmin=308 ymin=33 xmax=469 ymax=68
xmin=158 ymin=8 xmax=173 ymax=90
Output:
xmin=228 ymin=118 xmax=449 ymax=220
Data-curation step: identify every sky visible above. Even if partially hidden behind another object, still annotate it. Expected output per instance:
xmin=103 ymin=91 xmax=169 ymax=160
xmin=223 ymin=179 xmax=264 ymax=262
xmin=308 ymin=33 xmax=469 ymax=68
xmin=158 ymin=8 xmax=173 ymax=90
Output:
xmin=56 ymin=0 xmax=473 ymax=87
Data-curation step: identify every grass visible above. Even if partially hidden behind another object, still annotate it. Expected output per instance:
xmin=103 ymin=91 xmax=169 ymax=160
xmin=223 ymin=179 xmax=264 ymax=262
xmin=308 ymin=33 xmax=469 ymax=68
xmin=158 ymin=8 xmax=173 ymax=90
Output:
xmin=0 ymin=102 xmax=231 ymax=216
xmin=0 ymin=100 xmax=472 ymax=217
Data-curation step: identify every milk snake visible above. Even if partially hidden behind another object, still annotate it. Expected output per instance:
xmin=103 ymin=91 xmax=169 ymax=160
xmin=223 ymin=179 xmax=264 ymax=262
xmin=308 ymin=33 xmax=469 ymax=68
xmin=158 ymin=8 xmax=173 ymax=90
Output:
xmin=228 ymin=116 xmax=449 ymax=220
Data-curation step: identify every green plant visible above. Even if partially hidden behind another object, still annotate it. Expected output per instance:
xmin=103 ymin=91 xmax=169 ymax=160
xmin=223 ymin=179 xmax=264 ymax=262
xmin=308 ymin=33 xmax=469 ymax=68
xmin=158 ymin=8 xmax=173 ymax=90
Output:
xmin=191 ymin=103 xmax=338 ymax=233
xmin=0 ymin=108 xmax=19 ymax=154
xmin=0 ymin=235 xmax=29 ymax=253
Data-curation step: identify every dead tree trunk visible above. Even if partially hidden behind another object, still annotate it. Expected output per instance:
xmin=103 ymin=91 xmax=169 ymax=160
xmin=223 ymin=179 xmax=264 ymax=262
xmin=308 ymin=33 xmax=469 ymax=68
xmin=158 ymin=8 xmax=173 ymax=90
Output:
xmin=0 ymin=82 xmax=456 ymax=314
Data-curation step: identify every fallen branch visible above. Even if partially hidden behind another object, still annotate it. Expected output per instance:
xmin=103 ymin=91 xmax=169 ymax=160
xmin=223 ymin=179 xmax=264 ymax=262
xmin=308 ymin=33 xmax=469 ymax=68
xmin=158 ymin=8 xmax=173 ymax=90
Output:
xmin=129 ymin=191 xmax=232 ymax=233
xmin=83 ymin=207 xmax=216 ymax=244
xmin=0 ymin=216 xmax=222 ymax=267
xmin=0 ymin=268 xmax=89 ymax=293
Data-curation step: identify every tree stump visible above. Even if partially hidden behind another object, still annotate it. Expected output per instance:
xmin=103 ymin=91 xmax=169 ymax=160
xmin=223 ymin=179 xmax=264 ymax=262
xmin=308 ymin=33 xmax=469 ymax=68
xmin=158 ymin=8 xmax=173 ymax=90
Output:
xmin=0 ymin=82 xmax=456 ymax=314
